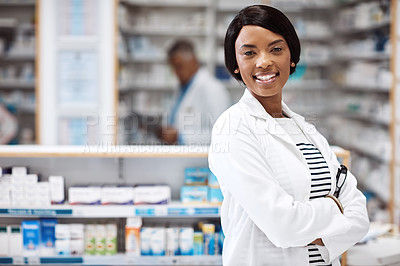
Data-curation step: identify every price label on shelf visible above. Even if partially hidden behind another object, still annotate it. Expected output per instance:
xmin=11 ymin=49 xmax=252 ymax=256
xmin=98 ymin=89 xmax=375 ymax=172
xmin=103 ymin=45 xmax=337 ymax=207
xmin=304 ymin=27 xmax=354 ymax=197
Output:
xmin=26 ymin=257 xmax=40 ymax=265
xmin=12 ymin=257 xmax=24 ymax=265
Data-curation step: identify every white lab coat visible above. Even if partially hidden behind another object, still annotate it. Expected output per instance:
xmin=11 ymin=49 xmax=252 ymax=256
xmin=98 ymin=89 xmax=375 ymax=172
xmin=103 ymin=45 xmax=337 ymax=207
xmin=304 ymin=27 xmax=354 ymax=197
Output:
xmin=208 ymin=89 xmax=369 ymax=266
xmin=172 ymin=67 xmax=231 ymax=145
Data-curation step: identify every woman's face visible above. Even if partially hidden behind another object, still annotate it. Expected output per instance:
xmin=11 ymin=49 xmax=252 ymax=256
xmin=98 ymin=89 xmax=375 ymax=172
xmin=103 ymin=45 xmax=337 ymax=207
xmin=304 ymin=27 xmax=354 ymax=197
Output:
xmin=235 ymin=25 xmax=291 ymax=99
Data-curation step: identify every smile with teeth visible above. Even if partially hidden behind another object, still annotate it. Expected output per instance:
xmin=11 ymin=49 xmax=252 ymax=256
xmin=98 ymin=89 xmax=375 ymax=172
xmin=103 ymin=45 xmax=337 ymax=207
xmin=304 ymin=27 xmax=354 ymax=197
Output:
xmin=254 ymin=73 xmax=279 ymax=83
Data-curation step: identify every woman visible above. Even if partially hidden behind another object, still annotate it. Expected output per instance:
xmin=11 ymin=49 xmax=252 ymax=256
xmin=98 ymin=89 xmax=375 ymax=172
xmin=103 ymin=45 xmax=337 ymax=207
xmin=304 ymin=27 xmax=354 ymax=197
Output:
xmin=208 ymin=5 xmax=369 ymax=266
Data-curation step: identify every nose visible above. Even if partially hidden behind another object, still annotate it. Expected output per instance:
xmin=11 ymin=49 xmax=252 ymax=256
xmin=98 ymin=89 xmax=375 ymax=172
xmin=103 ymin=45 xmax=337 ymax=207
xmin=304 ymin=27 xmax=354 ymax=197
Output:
xmin=256 ymin=52 xmax=272 ymax=68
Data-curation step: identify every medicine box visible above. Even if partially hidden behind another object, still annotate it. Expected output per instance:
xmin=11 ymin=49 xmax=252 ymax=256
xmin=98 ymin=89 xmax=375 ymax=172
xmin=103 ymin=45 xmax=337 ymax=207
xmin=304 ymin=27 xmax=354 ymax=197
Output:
xmin=49 ymin=176 xmax=65 ymax=204
xmin=180 ymin=186 xmax=208 ymax=203
xmin=179 ymin=227 xmax=194 ymax=255
xmin=208 ymin=187 xmax=223 ymax=203
xmin=208 ymin=171 xmax=220 ymax=188
xmin=40 ymin=219 xmax=57 ymax=256
xmin=101 ymin=186 xmax=134 ymax=205
xmin=134 ymin=185 xmax=171 ymax=205
xmin=68 ymin=186 xmax=101 ymax=205
xmin=184 ymin=167 xmax=208 ymax=185
xmin=0 ymin=225 xmax=7 ymax=256
xmin=8 ymin=225 xmax=22 ymax=256
xmin=22 ymin=220 xmax=40 ymax=256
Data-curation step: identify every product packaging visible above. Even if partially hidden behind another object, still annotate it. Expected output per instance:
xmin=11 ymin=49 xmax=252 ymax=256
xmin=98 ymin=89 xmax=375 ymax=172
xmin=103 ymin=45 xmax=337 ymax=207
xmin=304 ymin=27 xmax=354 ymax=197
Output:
xmin=208 ymin=187 xmax=223 ymax=204
xmin=22 ymin=220 xmax=40 ymax=256
xmin=166 ymin=227 xmax=179 ymax=256
xmin=179 ymin=227 xmax=194 ymax=255
xmin=84 ymin=224 xmax=96 ymax=255
xmin=95 ymin=224 xmax=106 ymax=255
xmin=40 ymin=219 xmax=57 ymax=256
xmin=125 ymin=217 xmax=142 ymax=255
xmin=150 ymin=227 xmax=166 ymax=256
xmin=70 ymin=224 xmax=84 ymax=255
xmin=180 ymin=186 xmax=208 ymax=203
xmin=140 ymin=227 xmax=152 ymax=256
xmin=184 ymin=167 xmax=209 ymax=185
xmin=0 ymin=225 xmax=7 ymax=255
xmin=133 ymin=185 xmax=171 ymax=205
xmin=105 ymin=224 xmax=117 ymax=255
xmin=8 ymin=225 xmax=22 ymax=256
xmin=101 ymin=186 xmax=134 ymax=205
xmin=68 ymin=186 xmax=101 ymax=205
xmin=202 ymin=224 xmax=215 ymax=255
xmin=49 ymin=176 xmax=65 ymax=204
xmin=193 ymin=231 xmax=204 ymax=255
xmin=55 ymin=224 xmax=70 ymax=255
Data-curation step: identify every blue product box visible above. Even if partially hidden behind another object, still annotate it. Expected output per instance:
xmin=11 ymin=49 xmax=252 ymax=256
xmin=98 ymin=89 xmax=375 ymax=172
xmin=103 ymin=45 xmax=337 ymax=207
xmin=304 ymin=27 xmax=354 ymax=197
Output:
xmin=207 ymin=170 xmax=220 ymax=187
xmin=22 ymin=220 xmax=40 ymax=255
xmin=184 ymin=168 xmax=208 ymax=185
xmin=208 ymin=187 xmax=223 ymax=203
xmin=180 ymin=186 xmax=208 ymax=203
xmin=40 ymin=219 xmax=58 ymax=255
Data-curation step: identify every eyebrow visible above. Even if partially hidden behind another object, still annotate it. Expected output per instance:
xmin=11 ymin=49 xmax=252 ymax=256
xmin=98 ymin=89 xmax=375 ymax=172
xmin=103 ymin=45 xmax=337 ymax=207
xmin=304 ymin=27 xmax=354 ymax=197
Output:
xmin=239 ymin=39 xmax=285 ymax=50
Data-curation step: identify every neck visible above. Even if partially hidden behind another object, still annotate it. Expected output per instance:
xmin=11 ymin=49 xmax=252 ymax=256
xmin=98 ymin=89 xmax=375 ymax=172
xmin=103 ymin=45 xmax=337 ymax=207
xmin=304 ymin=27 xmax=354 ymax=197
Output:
xmin=256 ymin=93 xmax=284 ymax=118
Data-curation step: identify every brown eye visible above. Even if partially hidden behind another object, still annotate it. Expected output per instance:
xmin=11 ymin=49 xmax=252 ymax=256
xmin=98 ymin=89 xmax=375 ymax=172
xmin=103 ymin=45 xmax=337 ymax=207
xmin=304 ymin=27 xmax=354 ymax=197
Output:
xmin=244 ymin=51 xmax=255 ymax=56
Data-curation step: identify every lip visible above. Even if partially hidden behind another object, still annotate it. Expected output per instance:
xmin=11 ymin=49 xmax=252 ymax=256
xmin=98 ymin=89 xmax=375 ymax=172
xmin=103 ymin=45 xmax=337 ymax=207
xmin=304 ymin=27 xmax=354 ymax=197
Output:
xmin=253 ymin=71 xmax=279 ymax=85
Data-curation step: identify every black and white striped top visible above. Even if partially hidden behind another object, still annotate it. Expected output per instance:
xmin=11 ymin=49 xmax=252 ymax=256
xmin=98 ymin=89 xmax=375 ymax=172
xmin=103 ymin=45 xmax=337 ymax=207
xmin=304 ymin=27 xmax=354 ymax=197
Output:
xmin=276 ymin=118 xmax=332 ymax=266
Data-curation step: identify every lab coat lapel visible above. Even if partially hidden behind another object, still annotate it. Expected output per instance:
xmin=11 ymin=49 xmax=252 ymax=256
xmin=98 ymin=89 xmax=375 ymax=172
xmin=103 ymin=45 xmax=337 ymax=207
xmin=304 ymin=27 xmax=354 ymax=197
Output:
xmin=239 ymin=90 xmax=303 ymax=156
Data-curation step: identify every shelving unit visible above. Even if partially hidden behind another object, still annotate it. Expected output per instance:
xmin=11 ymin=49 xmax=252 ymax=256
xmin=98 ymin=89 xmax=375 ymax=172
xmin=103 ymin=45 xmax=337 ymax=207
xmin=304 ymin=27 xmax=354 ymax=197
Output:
xmin=0 ymin=145 xmax=350 ymax=265
xmin=0 ymin=0 xmax=36 ymax=144
xmin=0 ymin=255 xmax=222 ymax=265
xmin=326 ymin=0 xmax=396 ymax=224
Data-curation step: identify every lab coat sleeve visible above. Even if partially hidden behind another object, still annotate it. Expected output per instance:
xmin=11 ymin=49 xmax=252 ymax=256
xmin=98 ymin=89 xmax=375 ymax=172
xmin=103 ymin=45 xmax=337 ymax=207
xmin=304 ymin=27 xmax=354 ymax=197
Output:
xmin=182 ymin=79 xmax=231 ymax=146
xmin=318 ymin=139 xmax=369 ymax=262
xmin=209 ymin=110 xmax=355 ymax=249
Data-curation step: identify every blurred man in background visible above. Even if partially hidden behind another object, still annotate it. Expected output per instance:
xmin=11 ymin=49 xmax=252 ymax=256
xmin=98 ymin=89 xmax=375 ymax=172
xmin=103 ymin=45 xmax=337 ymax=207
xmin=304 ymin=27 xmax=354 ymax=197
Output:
xmin=159 ymin=39 xmax=231 ymax=145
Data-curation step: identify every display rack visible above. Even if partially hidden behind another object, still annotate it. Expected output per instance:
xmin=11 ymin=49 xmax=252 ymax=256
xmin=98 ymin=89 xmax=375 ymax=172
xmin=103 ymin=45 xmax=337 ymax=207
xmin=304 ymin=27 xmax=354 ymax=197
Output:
xmin=0 ymin=145 xmax=350 ymax=265
xmin=0 ymin=255 xmax=222 ymax=265
xmin=329 ymin=0 xmax=396 ymax=224
xmin=0 ymin=0 xmax=36 ymax=144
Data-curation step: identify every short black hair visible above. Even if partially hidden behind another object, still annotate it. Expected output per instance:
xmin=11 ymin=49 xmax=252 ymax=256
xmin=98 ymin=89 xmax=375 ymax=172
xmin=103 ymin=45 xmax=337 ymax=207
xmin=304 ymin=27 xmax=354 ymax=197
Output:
xmin=224 ymin=5 xmax=301 ymax=82
xmin=167 ymin=39 xmax=196 ymax=59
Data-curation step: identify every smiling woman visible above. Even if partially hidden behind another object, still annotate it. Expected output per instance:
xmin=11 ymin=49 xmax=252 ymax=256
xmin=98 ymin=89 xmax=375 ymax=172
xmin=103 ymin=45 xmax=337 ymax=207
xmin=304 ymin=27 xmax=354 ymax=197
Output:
xmin=234 ymin=26 xmax=291 ymax=116
xmin=208 ymin=4 xmax=369 ymax=266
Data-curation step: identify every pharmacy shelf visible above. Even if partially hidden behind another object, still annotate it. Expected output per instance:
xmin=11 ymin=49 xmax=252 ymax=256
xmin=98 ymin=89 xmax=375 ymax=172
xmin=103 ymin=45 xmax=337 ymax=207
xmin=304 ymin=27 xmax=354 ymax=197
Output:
xmin=0 ymin=80 xmax=35 ymax=89
xmin=0 ymin=145 xmax=209 ymax=158
xmin=0 ymin=54 xmax=35 ymax=62
xmin=337 ymin=84 xmax=391 ymax=93
xmin=341 ymin=113 xmax=390 ymax=127
xmin=119 ymin=84 xmax=177 ymax=93
xmin=0 ymin=202 xmax=220 ymax=218
xmin=336 ymin=18 xmax=390 ymax=35
xmin=120 ymin=27 xmax=209 ymax=37
xmin=0 ymin=255 xmax=222 ymax=265
xmin=333 ymin=140 xmax=390 ymax=164
xmin=121 ymin=0 xmax=211 ymax=8
xmin=0 ymin=0 xmax=35 ymax=6
xmin=333 ymin=52 xmax=391 ymax=62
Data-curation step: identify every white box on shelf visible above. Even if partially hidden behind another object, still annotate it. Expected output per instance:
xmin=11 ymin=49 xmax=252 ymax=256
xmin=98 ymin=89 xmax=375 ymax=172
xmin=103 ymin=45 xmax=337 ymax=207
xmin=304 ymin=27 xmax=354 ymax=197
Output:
xmin=133 ymin=185 xmax=171 ymax=205
xmin=12 ymin=166 xmax=27 ymax=176
xmin=101 ymin=186 xmax=134 ymax=205
xmin=0 ymin=225 xmax=8 ymax=256
xmin=68 ymin=186 xmax=101 ymax=205
xmin=49 ymin=176 xmax=65 ymax=204
xmin=8 ymin=225 xmax=22 ymax=256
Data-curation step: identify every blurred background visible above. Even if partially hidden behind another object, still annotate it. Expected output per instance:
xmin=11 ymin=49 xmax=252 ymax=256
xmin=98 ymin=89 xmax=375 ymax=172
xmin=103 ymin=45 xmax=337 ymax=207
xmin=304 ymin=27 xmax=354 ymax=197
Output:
xmin=0 ymin=0 xmax=398 ymax=231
